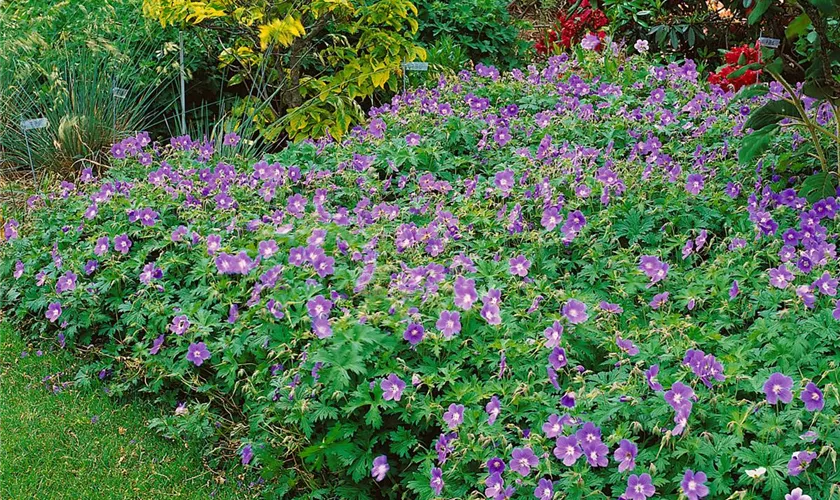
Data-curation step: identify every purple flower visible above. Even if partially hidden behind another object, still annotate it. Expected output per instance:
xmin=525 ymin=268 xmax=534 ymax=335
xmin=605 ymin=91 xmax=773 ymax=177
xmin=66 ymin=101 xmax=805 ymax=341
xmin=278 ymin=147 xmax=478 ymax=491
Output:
xmin=645 ymin=365 xmax=663 ymax=391
xmin=312 ymin=317 xmax=332 ymax=338
xmin=169 ymin=315 xmax=190 ymax=335
xmin=137 ymin=208 xmax=159 ymax=227
xmin=534 ymin=478 xmax=553 ymax=500
xmin=813 ymin=271 xmax=838 ymax=296
xmin=487 ymin=457 xmax=505 ymax=474
xmin=139 ymin=263 xmax=163 ymax=284
xmin=150 ymin=334 xmax=165 ymax=355
xmin=485 ymin=473 xmax=504 ymax=498
xmin=46 ymin=302 xmax=62 ymax=322
xmin=114 ymin=234 xmax=132 ymax=254
xmin=436 ymin=310 xmax=461 ymax=339
xmin=381 ymin=374 xmax=406 ymax=402
xmin=3 ymin=219 xmax=19 ymax=240
xmin=84 ymin=260 xmax=98 ymax=275
xmin=800 ymin=382 xmax=824 ymax=411
xmin=186 ymin=342 xmax=211 ymax=366
xmin=548 ymin=347 xmax=567 ymax=369
xmin=509 ymin=254 xmax=531 ymax=277
xmin=509 ymin=447 xmax=539 ymax=476
xmin=56 ymin=271 xmax=77 ymax=294
xmin=241 ymin=444 xmax=254 ymax=465
xmin=616 ymin=336 xmax=639 ymax=356
xmin=93 ymin=236 xmax=110 ymax=257
xmin=14 ymin=261 xmax=24 ymax=279
xmin=206 ymin=234 xmax=221 ymax=255
xmin=598 ymin=301 xmax=623 ymax=314
xmin=624 ymin=473 xmax=655 ymax=500
xmin=481 ymin=302 xmax=502 ymax=325
xmin=223 ymin=132 xmax=240 ymax=146
xmin=313 ymin=254 xmax=335 ymax=278
xmin=307 ymin=295 xmax=333 ymax=319
xmin=650 ymin=292 xmax=669 ymax=309
xmin=638 ymin=255 xmax=669 ymax=284
xmin=665 ymin=382 xmax=695 ymax=414
xmin=493 ymin=126 xmax=511 ymax=147
xmin=768 ymin=265 xmax=793 ymax=288
xmin=729 ymin=280 xmax=739 ymax=299
xmin=764 ymin=372 xmax=794 ymax=405
xmin=258 ymin=240 xmax=279 ymax=258
xmin=681 ymin=470 xmax=709 ymax=500
xmin=562 ymin=299 xmax=588 ymax=324
xmin=430 ymin=467 xmax=444 ymax=495
xmin=682 ymin=349 xmax=725 ymax=387
xmin=542 ymin=413 xmax=570 ymax=438
xmin=576 ymin=421 xmax=601 ymax=446
xmin=371 ymin=455 xmax=389 ymax=482
xmin=786 ymin=488 xmax=812 ymax=500
xmin=685 ymin=174 xmax=704 ymax=195
xmin=787 ymin=450 xmax=817 ymax=476
xmin=560 ymin=392 xmax=576 ymax=408
xmin=614 ymin=439 xmax=637 ymax=472
xmin=404 ymin=322 xmax=425 ymax=345
xmin=582 ymin=440 xmax=609 ymax=467
xmin=581 ymin=33 xmax=601 ymax=50
xmin=443 ymin=403 xmax=464 ymax=429
xmin=543 ymin=321 xmax=563 ymax=348
xmin=553 ymin=435 xmax=582 ymax=466
xmin=486 ymin=396 xmax=501 ymax=425
xmin=454 ymin=276 xmax=478 ymax=310
xmin=494 ymin=169 xmax=515 ymax=196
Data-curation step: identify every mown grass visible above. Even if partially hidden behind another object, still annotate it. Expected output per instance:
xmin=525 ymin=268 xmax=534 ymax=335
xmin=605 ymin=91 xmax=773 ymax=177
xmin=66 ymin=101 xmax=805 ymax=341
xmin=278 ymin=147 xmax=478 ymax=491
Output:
xmin=0 ymin=323 xmax=254 ymax=499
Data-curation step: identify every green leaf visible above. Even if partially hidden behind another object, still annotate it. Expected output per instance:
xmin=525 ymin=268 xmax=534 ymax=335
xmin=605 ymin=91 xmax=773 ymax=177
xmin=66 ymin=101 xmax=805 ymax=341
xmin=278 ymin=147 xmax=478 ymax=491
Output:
xmin=765 ymin=57 xmax=784 ymax=74
xmin=727 ymin=63 xmax=763 ymax=80
xmin=738 ymin=124 xmax=778 ymax=165
xmin=748 ymin=0 xmax=772 ymax=24
xmin=744 ymin=100 xmax=800 ymax=130
xmin=785 ymin=13 xmax=811 ymax=39
xmin=809 ymin=0 xmax=839 ymax=15
xmin=799 ymin=172 xmax=838 ymax=202
xmin=735 ymin=85 xmax=769 ymax=101
xmin=802 ymin=81 xmax=838 ymax=100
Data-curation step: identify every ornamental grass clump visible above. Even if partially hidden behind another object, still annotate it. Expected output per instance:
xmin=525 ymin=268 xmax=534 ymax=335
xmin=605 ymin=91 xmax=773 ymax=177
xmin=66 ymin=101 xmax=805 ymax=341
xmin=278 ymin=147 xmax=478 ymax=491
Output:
xmin=1 ymin=48 xmax=839 ymax=499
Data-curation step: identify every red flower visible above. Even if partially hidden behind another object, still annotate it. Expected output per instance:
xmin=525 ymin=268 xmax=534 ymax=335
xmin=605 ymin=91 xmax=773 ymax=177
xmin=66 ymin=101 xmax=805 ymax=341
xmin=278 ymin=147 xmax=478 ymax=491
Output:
xmin=708 ymin=45 xmax=762 ymax=91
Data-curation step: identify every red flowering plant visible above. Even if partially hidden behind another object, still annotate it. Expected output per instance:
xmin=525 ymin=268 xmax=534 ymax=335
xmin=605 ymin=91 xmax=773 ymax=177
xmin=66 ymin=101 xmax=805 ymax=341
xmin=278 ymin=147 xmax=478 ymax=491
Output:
xmin=535 ymin=0 xmax=609 ymax=56
xmin=707 ymin=44 xmax=763 ymax=92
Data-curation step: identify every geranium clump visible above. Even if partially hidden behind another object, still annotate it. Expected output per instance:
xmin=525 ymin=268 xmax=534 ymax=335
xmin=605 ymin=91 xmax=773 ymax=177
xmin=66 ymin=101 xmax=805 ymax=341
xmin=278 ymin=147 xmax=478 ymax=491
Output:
xmin=1 ymin=48 xmax=837 ymax=500
xmin=535 ymin=0 xmax=608 ymax=55
xmin=707 ymin=44 xmax=762 ymax=91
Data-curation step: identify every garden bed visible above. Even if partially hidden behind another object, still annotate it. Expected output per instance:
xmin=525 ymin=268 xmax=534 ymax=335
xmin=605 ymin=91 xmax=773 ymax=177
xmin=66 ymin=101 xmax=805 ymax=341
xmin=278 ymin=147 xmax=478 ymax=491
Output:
xmin=1 ymin=52 xmax=837 ymax=499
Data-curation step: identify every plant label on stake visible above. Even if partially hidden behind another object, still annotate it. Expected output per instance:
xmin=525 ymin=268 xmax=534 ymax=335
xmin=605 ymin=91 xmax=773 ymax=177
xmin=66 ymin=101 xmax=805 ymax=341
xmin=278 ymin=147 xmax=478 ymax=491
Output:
xmin=401 ymin=61 xmax=429 ymax=94
xmin=758 ymin=37 xmax=780 ymax=49
xmin=20 ymin=118 xmax=48 ymax=131
xmin=20 ymin=117 xmax=49 ymax=190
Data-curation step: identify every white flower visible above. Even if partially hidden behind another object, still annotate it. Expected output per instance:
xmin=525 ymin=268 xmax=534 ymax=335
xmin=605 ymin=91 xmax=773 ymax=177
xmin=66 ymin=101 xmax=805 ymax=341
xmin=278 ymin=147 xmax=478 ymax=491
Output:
xmin=635 ymin=39 xmax=649 ymax=54
xmin=745 ymin=466 xmax=766 ymax=478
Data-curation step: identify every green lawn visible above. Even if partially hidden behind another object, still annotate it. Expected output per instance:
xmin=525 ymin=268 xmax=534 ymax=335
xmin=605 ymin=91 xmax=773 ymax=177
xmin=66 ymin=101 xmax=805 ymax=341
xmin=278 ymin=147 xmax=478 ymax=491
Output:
xmin=0 ymin=324 xmax=252 ymax=499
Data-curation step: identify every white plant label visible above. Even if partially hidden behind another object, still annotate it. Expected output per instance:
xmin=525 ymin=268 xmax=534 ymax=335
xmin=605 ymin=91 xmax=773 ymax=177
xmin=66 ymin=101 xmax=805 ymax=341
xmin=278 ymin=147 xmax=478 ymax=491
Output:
xmin=20 ymin=118 xmax=48 ymax=130
xmin=759 ymin=37 xmax=780 ymax=48
xmin=403 ymin=62 xmax=429 ymax=71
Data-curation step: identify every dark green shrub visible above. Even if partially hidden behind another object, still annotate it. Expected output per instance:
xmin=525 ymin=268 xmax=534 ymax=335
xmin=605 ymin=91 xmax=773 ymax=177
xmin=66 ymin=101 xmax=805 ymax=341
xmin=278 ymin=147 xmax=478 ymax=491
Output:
xmin=415 ymin=0 xmax=532 ymax=70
